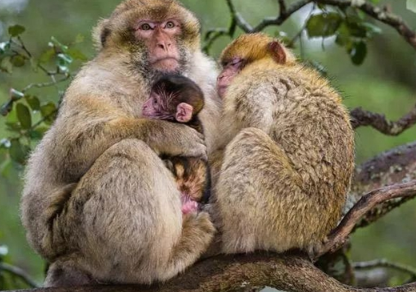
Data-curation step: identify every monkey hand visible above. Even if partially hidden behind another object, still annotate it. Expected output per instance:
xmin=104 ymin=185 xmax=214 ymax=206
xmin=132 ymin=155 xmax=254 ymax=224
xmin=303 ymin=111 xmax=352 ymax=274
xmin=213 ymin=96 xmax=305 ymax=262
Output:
xmin=143 ymin=120 xmax=207 ymax=159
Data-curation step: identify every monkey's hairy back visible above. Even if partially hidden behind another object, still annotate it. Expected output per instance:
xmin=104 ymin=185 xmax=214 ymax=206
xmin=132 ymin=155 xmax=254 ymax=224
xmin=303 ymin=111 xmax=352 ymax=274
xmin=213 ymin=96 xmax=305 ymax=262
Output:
xmin=221 ymin=61 xmax=355 ymax=244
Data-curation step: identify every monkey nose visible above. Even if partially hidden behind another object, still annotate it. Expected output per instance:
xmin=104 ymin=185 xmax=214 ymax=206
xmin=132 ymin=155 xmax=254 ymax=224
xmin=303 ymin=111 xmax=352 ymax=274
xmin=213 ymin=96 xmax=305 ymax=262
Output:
xmin=157 ymin=42 xmax=172 ymax=51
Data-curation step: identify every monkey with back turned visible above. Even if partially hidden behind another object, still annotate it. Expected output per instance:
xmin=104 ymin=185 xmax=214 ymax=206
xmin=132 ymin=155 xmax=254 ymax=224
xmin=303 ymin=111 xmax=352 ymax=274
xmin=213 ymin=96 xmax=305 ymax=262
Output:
xmin=142 ymin=74 xmax=211 ymax=213
xmin=212 ymin=33 xmax=355 ymax=255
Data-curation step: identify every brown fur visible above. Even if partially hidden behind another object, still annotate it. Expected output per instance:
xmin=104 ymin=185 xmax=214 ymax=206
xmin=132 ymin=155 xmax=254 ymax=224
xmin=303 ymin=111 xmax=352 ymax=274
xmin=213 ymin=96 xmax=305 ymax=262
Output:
xmin=21 ymin=0 xmax=221 ymax=286
xmin=212 ymin=33 xmax=355 ymax=254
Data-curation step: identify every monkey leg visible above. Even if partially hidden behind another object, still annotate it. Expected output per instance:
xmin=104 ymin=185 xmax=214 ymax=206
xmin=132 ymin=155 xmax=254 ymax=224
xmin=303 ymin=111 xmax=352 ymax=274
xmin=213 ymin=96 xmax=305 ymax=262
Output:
xmin=215 ymin=128 xmax=323 ymax=254
xmin=45 ymin=139 xmax=214 ymax=286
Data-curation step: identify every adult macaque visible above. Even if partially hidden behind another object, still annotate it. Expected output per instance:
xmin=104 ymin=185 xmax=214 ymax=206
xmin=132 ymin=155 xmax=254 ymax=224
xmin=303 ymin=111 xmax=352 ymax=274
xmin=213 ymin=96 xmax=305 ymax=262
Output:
xmin=143 ymin=74 xmax=211 ymax=214
xmin=213 ymin=33 xmax=355 ymax=254
xmin=21 ymin=0 xmax=221 ymax=286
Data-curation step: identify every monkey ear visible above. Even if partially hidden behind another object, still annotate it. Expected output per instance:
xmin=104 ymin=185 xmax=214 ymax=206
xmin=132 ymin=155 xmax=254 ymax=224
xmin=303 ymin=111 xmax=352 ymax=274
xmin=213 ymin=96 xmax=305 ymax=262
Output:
xmin=176 ymin=103 xmax=193 ymax=123
xmin=93 ymin=18 xmax=111 ymax=51
xmin=268 ymin=41 xmax=286 ymax=64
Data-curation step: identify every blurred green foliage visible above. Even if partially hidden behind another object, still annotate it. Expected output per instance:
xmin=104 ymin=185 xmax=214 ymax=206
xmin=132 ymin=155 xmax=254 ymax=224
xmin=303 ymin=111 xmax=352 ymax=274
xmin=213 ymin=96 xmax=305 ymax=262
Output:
xmin=0 ymin=0 xmax=415 ymax=290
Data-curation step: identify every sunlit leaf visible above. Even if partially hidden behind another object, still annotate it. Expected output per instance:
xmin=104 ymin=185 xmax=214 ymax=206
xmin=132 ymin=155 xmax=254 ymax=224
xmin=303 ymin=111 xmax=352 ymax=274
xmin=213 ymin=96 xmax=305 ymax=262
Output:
xmin=58 ymin=53 xmax=73 ymax=64
xmin=39 ymin=48 xmax=55 ymax=64
xmin=16 ymin=103 xmax=32 ymax=129
xmin=51 ymin=36 xmax=68 ymax=52
xmin=0 ymin=139 xmax=11 ymax=149
xmin=25 ymin=95 xmax=41 ymax=111
xmin=0 ymin=42 xmax=11 ymax=54
xmin=67 ymin=48 xmax=88 ymax=61
xmin=350 ymin=41 xmax=367 ymax=65
xmin=8 ymin=25 xmax=26 ymax=37
xmin=9 ymin=139 xmax=30 ymax=165
xmin=10 ymin=89 xmax=25 ymax=101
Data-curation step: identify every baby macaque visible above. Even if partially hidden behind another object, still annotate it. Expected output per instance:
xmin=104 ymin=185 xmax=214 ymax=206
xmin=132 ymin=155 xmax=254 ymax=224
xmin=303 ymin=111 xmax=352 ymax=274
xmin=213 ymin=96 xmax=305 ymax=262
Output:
xmin=143 ymin=74 xmax=210 ymax=214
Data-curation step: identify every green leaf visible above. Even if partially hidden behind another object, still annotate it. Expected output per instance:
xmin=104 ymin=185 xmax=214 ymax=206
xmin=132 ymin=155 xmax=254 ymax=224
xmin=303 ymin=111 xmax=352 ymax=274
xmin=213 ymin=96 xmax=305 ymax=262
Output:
xmin=40 ymin=102 xmax=57 ymax=124
xmin=350 ymin=41 xmax=367 ymax=65
xmin=0 ymin=56 xmax=13 ymax=73
xmin=306 ymin=13 xmax=343 ymax=38
xmin=9 ymin=139 xmax=30 ymax=165
xmin=25 ymin=95 xmax=41 ymax=111
xmin=8 ymin=25 xmax=26 ymax=37
xmin=39 ymin=48 xmax=55 ymax=64
xmin=362 ymin=22 xmax=382 ymax=35
xmin=16 ymin=103 xmax=32 ymax=129
xmin=29 ymin=127 xmax=49 ymax=139
xmin=5 ymin=121 xmax=21 ymax=132
xmin=11 ymin=55 xmax=26 ymax=67
xmin=67 ymin=48 xmax=88 ymax=61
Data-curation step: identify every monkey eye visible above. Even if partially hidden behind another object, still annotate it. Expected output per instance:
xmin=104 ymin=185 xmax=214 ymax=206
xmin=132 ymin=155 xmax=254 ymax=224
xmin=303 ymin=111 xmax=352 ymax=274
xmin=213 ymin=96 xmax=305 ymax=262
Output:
xmin=165 ymin=21 xmax=175 ymax=29
xmin=153 ymin=98 xmax=158 ymax=105
xmin=140 ymin=23 xmax=152 ymax=31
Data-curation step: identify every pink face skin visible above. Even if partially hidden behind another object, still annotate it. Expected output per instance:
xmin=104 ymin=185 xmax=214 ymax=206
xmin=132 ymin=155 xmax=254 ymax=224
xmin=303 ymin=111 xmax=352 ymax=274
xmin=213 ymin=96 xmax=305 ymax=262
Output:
xmin=216 ymin=57 xmax=245 ymax=98
xmin=142 ymin=92 xmax=194 ymax=123
xmin=142 ymin=92 xmax=161 ymax=118
xmin=135 ymin=19 xmax=182 ymax=72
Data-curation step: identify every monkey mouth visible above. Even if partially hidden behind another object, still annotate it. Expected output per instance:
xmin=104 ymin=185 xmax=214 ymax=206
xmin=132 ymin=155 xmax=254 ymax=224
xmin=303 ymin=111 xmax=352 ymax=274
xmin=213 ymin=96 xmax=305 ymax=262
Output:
xmin=151 ymin=57 xmax=180 ymax=72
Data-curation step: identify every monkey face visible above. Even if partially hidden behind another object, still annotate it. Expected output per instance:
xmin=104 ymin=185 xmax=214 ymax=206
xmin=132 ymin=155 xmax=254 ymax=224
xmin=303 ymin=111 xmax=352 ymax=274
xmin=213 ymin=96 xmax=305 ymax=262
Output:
xmin=95 ymin=0 xmax=201 ymax=76
xmin=217 ymin=58 xmax=245 ymax=98
xmin=134 ymin=19 xmax=182 ymax=72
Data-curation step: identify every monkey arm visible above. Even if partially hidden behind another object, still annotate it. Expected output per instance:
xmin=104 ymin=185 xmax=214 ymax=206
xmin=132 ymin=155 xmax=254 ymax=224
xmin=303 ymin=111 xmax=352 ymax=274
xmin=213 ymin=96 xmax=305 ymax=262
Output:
xmin=50 ymin=101 xmax=206 ymax=181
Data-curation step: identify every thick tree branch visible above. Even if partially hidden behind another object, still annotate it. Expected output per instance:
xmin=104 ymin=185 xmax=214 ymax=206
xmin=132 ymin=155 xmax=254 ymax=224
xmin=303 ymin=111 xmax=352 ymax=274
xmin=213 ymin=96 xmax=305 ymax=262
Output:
xmin=12 ymin=253 xmax=416 ymax=292
xmin=316 ymin=180 xmax=416 ymax=258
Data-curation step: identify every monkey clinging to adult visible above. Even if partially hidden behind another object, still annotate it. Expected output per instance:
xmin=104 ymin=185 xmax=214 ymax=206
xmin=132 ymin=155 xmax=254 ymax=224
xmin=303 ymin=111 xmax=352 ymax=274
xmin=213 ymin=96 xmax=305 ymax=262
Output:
xmin=142 ymin=74 xmax=211 ymax=214
xmin=212 ymin=33 xmax=355 ymax=255
xmin=21 ymin=0 xmax=221 ymax=287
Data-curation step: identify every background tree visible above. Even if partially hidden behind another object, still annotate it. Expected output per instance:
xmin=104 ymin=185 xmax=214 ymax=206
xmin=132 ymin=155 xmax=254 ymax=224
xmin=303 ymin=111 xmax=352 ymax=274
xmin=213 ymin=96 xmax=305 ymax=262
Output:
xmin=0 ymin=0 xmax=416 ymax=291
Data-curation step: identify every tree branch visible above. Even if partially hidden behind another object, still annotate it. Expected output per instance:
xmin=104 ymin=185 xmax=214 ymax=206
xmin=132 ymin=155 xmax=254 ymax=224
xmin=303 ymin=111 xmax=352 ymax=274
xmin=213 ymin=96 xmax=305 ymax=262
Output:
xmin=316 ymin=180 xmax=416 ymax=258
xmin=350 ymin=105 xmax=416 ymax=135
xmin=0 ymin=262 xmax=39 ymax=288
xmin=353 ymin=259 xmax=416 ymax=279
xmin=316 ymin=0 xmax=416 ymax=50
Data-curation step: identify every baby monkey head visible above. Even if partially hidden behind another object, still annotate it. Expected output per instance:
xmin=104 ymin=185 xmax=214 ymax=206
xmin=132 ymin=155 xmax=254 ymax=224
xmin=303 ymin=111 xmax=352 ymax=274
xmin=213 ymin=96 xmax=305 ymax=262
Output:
xmin=217 ymin=33 xmax=296 ymax=98
xmin=142 ymin=74 xmax=205 ymax=123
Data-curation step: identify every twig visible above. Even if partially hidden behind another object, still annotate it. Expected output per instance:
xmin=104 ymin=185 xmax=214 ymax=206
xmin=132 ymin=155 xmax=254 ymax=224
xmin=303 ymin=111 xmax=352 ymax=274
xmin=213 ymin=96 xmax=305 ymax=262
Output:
xmin=0 ymin=262 xmax=39 ymax=288
xmin=22 ymin=74 xmax=71 ymax=93
xmin=278 ymin=0 xmax=287 ymax=15
xmin=350 ymin=105 xmax=416 ymax=135
xmin=353 ymin=259 xmax=416 ymax=279
xmin=316 ymin=180 xmax=416 ymax=259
